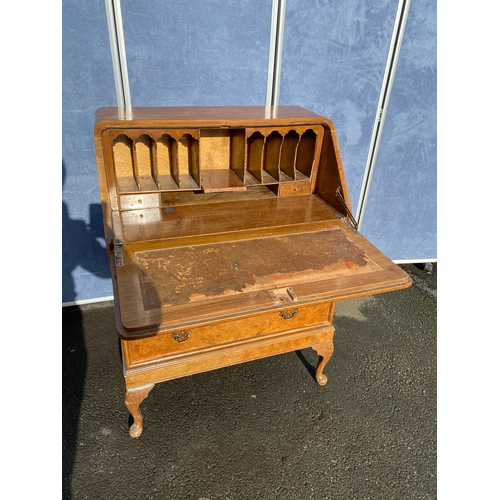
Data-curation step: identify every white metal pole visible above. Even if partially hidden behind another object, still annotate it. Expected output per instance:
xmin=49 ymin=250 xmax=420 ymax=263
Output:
xmin=273 ymin=0 xmax=286 ymax=107
xmin=104 ymin=0 xmax=132 ymax=112
xmin=104 ymin=0 xmax=125 ymax=108
xmin=355 ymin=0 xmax=411 ymax=229
xmin=266 ymin=0 xmax=286 ymax=115
xmin=112 ymin=0 xmax=131 ymax=109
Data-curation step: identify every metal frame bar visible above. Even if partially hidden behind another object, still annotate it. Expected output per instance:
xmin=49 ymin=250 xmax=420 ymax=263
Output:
xmin=355 ymin=0 xmax=411 ymax=229
xmin=266 ymin=0 xmax=286 ymax=112
xmin=105 ymin=0 xmax=131 ymax=110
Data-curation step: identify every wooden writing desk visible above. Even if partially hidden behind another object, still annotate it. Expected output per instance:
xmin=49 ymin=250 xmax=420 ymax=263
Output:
xmin=94 ymin=106 xmax=411 ymax=437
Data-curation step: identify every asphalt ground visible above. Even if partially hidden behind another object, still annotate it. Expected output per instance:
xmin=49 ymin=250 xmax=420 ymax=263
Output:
xmin=62 ymin=263 xmax=436 ymax=500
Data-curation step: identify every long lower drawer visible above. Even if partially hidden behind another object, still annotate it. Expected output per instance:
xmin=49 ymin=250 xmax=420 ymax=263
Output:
xmin=122 ymin=301 xmax=333 ymax=368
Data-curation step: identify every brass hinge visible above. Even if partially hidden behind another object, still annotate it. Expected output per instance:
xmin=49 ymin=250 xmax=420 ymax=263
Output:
xmin=114 ymin=239 xmax=124 ymax=266
xmin=335 ymin=187 xmax=359 ymax=231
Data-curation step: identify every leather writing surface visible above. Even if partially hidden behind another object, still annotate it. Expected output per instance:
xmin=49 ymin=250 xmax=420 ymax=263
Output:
xmin=135 ymin=228 xmax=381 ymax=310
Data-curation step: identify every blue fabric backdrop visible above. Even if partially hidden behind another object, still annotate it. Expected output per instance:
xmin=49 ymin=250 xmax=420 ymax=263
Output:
xmin=121 ymin=0 xmax=272 ymax=106
xmin=360 ymin=0 xmax=437 ymax=261
xmin=62 ymin=1 xmax=271 ymax=303
xmin=279 ymin=0 xmax=401 ymax=215
xmin=62 ymin=0 xmax=117 ymax=304
xmin=62 ymin=0 xmax=437 ymax=303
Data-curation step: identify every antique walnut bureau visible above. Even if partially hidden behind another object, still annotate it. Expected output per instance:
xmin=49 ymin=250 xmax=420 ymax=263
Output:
xmin=94 ymin=106 xmax=411 ymax=438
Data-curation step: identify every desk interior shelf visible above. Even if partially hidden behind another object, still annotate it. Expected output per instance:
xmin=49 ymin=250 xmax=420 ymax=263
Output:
xmin=104 ymin=124 xmax=324 ymax=202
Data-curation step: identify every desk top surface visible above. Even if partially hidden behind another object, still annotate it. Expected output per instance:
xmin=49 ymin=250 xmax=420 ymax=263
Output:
xmin=113 ymin=196 xmax=411 ymax=336
xmin=95 ymin=106 xmax=324 ymax=126
xmin=93 ymin=109 xmax=411 ymax=336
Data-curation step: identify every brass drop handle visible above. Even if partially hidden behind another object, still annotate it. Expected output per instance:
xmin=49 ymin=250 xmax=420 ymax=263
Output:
xmin=172 ymin=330 xmax=193 ymax=343
xmin=280 ymin=308 xmax=298 ymax=320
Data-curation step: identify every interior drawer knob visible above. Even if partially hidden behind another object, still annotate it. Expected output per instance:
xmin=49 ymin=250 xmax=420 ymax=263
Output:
xmin=280 ymin=308 xmax=298 ymax=320
xmin=172 ymin=330 xmax=193 ymax=343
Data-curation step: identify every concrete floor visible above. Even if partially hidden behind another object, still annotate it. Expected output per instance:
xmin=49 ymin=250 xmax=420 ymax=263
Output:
xmin=62 ymin=263 xmax=436 ymax=500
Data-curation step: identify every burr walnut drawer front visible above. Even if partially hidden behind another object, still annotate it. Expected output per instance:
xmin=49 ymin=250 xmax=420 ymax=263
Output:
xmin=123 ymin=302 xmax=332 ymax=366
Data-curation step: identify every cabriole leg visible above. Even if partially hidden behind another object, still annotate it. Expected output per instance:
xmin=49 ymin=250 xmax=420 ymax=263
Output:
xmin=125 ymin=383 xmax=154 ymax=438
xmin=311 ymin=340 xmax=334 ymax=386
